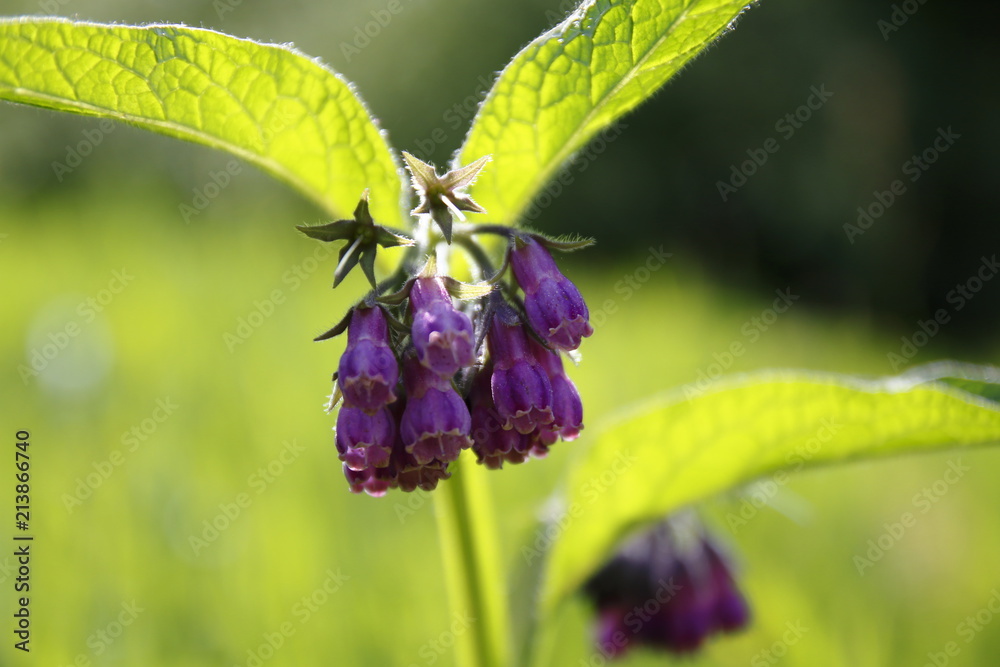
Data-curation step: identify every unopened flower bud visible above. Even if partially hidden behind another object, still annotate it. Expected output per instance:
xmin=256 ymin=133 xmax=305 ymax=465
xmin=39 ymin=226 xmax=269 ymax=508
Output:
xmin=338 ymin=306 xmax=399 ymax=413
xmin=529 ymin=338 xmax=583 ymax=440
xmin=510 ymin=237 xmax=593 ymax=350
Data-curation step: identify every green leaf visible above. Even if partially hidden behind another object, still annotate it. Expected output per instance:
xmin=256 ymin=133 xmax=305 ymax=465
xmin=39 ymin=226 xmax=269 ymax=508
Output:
xmin=541 ymin=362 xmax=1000 ymax=613
xmin=0 ymin=17 xmax=405 ymax=224
xmin=459 ymin=0 xmax=752 ymax=225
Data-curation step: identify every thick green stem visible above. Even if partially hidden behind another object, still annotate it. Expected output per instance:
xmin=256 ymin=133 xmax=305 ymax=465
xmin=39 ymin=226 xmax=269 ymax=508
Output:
xmin=434 ymin=454 xmax=509 ymax=667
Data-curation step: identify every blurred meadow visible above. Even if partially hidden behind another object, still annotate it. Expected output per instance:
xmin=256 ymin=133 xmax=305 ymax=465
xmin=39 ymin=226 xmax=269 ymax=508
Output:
xmin=1 ymin=0 xmax=999 ymax=666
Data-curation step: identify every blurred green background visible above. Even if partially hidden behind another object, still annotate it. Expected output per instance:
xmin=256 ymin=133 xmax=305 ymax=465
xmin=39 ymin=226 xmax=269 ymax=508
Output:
xmin=1 ymin=0 xmax=999 ymax=666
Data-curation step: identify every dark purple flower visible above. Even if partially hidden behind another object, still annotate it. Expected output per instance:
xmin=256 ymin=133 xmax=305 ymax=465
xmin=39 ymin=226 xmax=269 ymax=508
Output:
xmin=410 ymin=276 xmax=476 ymax=378
xmin=335 ymin=404 xmax=395 ymax=471
xmin=582 ymin=519 xmax=750 ymax=659
xmin=338 ymin=306 xmax=399 ymax=413
xmin=400 ymin=355 xmax=472 ymax=465
xmin=510 ymin=237 xmax=593 ymax=351
xmin=529 ymin=338 xmax=583 ymax=440
xmin=487 ymin=315 xmax=554 ymax=435
xmin=640 ymin=562 xmax=713 ymax=653
xmin=594 ymin=607 xmax=632 ymax=659
xmin=705 ymin=543 xmax=750 ymax=632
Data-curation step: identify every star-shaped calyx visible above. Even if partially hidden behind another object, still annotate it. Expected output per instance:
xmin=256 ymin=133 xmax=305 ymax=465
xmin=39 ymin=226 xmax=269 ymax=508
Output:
xmin=402 ymin=152 xmax=491 ymax=243
xmin=297 ymin=190 xmax=414 ymax=288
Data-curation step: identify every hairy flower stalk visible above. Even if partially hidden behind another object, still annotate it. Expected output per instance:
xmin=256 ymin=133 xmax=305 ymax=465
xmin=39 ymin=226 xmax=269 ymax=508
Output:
xmin=307 ymin=157 xmax=593 ymax=496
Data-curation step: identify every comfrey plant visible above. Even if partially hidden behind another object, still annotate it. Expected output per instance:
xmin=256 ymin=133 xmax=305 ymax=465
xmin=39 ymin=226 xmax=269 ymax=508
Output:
xmin=318 ymin=160 xmax=593 ymax=494
xmin=4 ymin=3 xmax=1000 ymax=666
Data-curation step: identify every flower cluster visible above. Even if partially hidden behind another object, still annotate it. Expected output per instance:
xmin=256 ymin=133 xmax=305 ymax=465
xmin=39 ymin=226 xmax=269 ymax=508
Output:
xmin=582 ymin=517 xmax=750 ymax=658
xmin=304 ymin=154 xmax=593 ymax=496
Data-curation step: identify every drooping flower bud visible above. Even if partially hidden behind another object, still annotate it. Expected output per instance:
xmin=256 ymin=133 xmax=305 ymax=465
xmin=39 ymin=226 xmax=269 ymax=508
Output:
xmin=510 ymin=236 xmax=593 ymax=351
xmin=582 ymin=517 xmax=750 ymax=659
xmin=487 ymin=312 xmax=554 ymax=435
xmin=335 ymin=404 xmax=396 ymax=471
xmin=410 ymin=276 xmax=476 ymax=378
xmin=400 ymin=354 xmax=473 ymax=465
xmin=337 ymin=306 xmax=399 ymax=413
xmin=528 ymin=338 xmax=583 ymax=440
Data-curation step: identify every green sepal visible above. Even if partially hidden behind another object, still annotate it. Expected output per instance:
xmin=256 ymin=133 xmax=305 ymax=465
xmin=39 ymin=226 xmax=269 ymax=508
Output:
xmin=529 ymin=233 xmax=596 ymax=253
xmin=441 ymin=277 xmax=494 ymax=300
xmin=359 ymin=246 xmax=378 ymax=290
xmin=314 ymin=307 xmax=356 ymax=342
xmin=333 ymin=238 xmax=364 ymax=288
xmin=403 ymin=152 xmax=491 ymax=244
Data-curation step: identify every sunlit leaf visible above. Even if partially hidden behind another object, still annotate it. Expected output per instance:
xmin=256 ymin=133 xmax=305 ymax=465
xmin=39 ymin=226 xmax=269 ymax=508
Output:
xmin=0 ymin=17 xmax=405 ymax=223
xmin=541 ymin=362 xmax=1000 ymax=612
xmin=460 ymin=0 xmax=753 ymax=225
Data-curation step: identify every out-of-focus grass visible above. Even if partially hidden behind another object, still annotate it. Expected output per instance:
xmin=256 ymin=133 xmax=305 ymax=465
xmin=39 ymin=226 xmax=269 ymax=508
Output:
xmin=2 ymin=182 xmax=999 ymax=667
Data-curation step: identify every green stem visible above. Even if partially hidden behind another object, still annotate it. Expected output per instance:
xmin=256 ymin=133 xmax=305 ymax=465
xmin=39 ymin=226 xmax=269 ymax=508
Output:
xmin=434 ymin=454 xmax=509 ymax=667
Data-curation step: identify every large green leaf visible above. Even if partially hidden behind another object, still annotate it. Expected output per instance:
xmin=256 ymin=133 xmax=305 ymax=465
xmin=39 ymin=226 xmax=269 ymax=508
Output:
xmin=0 ymin=18 xmax=405 ymax=224
xmin=541 ymin=362 xmax=1000 ymax=613
xmin=459 ymin=0 xmax=752 ymax=225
